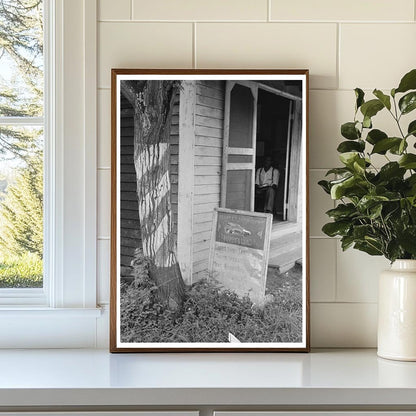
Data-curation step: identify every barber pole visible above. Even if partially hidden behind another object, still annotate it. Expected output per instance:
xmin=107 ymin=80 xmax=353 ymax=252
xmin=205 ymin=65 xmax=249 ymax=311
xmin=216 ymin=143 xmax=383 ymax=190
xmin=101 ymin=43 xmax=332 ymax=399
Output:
xmin=121 ymin=80 xmax=184 ymax=308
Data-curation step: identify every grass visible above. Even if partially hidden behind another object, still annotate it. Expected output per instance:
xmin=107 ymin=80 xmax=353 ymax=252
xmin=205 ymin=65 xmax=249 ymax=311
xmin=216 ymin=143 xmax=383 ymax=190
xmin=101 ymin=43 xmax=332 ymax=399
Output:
xmin=0 ymin=252 xmax=43 ymax=288
xmin=120 ymin=261 xmax=302 ymax=344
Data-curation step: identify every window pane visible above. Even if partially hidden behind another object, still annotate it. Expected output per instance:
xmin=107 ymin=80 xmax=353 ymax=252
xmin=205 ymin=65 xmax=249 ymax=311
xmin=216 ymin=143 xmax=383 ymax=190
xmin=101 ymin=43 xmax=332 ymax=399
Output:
xmin=229 ymin=84 xmax=254 ymax=148
xmin=0 ymin=0 xmax=44 ymax=117
xmin=0 ymin=126 xmax=43 ymax=288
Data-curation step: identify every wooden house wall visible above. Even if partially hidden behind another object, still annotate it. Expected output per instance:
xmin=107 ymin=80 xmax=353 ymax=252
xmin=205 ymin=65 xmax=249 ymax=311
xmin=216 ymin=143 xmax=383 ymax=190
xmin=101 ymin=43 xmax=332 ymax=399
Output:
xmin=170 ymin=92 xmax=180 ymax=245
xmin=120 ymin=98 xmax=141 ymax=278
xmin=119 ymin=92 xmax=179 ymax=278
xmin=192 ymin=81 xmax=225 ymax=281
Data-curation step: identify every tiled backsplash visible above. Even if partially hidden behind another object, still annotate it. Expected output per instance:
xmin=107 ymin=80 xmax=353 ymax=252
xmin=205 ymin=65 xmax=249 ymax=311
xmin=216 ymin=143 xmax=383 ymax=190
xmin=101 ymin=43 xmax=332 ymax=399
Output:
xmin=96 ymin=0 xmax=416 ymax=347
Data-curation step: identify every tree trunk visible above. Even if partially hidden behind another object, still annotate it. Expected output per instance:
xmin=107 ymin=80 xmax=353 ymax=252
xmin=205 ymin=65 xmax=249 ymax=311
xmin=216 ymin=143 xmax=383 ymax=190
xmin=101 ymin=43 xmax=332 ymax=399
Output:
xmin=121 ymin=80 xmax=184 ymax=308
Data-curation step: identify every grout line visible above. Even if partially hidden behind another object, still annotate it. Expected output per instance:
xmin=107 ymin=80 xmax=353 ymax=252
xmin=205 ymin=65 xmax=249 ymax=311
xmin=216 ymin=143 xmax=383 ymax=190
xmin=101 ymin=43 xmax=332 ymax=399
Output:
xmin=97 ymin=236 xmax=111 ymax=240
xmin=336 ymin=23 xmax=340 ymax=90
xmin=97 ymin=19 xmax=416 ymax=24
xmin=193 ymin=22 xmax=197 ymax=69
xmin=97 ymin=167 xmax=111 ymax=170
xmin=267 ymin=0 xmax=271 ymax=22
xmin=130 ymin=0 xmax=133 ymax=20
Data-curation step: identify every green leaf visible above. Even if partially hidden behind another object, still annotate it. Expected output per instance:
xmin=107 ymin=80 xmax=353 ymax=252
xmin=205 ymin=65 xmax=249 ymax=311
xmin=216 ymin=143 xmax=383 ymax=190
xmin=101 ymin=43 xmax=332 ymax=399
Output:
xmin=354 ymin=241 xmax=383 ymax=256
xmin=369 ymin=203 xmax=383 ymax=219
xmin=325 ymin=167 xmax=351 ymax=176
xmin=360 ymin=99 xmax=384 ymax=119
xmin=390 ymin=139 xmax=408 ymax=155
xmin=407 ymin=120 xmax=416 ymax=138
xmin=357 ymin=195 xmax=389 ymax=212
xmin=341 ymin=122 xmax=360 ymax=140
xmin=395 ymin=69 xmax=416 ymax=94
xmin=318 ymin=180 xmax=331 ymax=194
xmin=355 ymin=88 xmax=365 ymax=110
xmin=322 ymin=221 xmax=351 ymax=237
xmin=352 ymin=224 xmax=373 ymax=239
xmin=330 ymin=175 xmax=361 ymax=199
xmin=339 ymin=151 xmax=360 ymax=167
xmin=366 ymin=129 xmax=387 ymax=145
xmin=373 ymin=89 xmax=391 ymax=110
xmin=399 ymin=92 xmax=416 ymax=115
xmin=398 ymin=227 xmax=416 ymax=255
xmin=326 ymin=203 xmax=356 ymax=219
xmin=371 ymin=137 xmax=402 ymax=154
xmin=341 ymin=235 xmax=355 ymax=251
xmin=377 ymin=162 xmax=406 ymax=181
xmin=337 ymin=140 xmax=365 ymax=153
xmin=399 ymin=154 xmax=416 ymax=169
xmin=363 ymin=115 xmax=372 ymax=129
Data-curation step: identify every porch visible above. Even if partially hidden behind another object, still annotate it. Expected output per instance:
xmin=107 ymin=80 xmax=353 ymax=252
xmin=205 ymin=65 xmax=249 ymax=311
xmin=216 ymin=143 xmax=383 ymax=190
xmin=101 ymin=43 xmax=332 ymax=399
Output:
xmin=268 ymin=221 xmax=302 ymax=273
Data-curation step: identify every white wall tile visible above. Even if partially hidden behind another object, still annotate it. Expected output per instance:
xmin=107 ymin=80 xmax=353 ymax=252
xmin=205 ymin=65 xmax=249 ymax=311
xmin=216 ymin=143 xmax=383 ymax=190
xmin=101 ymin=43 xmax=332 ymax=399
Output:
xmin=98 ymin=169 xmax=111 ymax=238
xmin=97 ymin=239 xmax=110 ymax=304
xmin=311 ymin=302 xmax=377 ymax=347
xmin=271 ymin=0 xmax=414 ymax=22
xmin=196 ymin=23 xmax=338 ymax=89
xmin=309 ymin=90 xmax=350 ymax=169
xmin=98 ymin=89 xmax=111 ymax=168
xmin=133 ymin=0 xmax=268 ymax=21
xmin=336 ymin=245 xmax=389 ymax=302
xmin=340 ymin=24 xmax=416 ymax=90
xmin=98 ymin=22 xmax=193 ymax=89
xmin=309 ymin=170 xmax=334 ymax=237
xmin=310 ymin=239 xmax=336 ymax=302
xmin=94 ymin=4 xmax=413 ymax=348
xmin=98 ymin=0 xmax=131 ymax=21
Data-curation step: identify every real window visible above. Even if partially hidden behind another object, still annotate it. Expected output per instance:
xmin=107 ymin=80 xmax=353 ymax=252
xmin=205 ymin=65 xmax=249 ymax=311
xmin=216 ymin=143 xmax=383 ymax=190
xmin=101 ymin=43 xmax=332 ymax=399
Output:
xmin=0 ymin=0 xmax=45 ymax=293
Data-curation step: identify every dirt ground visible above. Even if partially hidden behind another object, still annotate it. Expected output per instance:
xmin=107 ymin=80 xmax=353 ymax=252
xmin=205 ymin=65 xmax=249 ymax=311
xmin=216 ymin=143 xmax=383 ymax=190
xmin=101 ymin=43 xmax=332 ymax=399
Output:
xmin=266 ymin=263 xmax=303 ymax=298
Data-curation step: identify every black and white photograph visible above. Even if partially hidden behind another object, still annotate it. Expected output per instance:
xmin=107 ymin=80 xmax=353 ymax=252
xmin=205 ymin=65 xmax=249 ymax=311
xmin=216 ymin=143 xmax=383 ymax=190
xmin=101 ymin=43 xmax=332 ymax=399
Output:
xmin=110 ymin=70 xmax=309 ymax=352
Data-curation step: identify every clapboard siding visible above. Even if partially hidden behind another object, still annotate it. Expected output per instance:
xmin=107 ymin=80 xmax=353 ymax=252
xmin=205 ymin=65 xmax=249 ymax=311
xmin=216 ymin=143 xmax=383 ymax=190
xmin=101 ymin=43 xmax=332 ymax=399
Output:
xmin=119 ymin=96 xmax=141 ymax=278
xmin=170 ymin=92 xmax=180 ymax=242
xmin=192 ymin=81 xmax=225 ymax=281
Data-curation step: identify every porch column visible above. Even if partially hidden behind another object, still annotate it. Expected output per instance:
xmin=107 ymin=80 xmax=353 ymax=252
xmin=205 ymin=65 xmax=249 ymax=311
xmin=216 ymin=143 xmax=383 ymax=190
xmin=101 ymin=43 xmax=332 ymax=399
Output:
xmin=177 ymin=81 xmax=196 ymax=284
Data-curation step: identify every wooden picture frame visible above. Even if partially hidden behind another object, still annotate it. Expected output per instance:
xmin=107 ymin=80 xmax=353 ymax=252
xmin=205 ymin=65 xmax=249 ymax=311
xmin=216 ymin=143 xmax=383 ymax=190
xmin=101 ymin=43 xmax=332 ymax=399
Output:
xmin=110 ymin=69 xmax=310 ymax=352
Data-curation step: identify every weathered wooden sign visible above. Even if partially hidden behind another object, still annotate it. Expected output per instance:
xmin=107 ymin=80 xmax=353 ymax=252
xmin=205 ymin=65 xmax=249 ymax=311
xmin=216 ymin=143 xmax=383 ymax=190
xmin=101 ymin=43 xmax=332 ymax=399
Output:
xmin=208 ymin=208 xmax=273 ymax=305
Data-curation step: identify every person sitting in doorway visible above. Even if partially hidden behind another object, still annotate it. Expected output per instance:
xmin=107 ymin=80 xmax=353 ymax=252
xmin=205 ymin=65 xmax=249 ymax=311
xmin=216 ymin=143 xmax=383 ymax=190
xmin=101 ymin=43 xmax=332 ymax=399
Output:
xmin=255 ymin=156 xmax=279 ymax=214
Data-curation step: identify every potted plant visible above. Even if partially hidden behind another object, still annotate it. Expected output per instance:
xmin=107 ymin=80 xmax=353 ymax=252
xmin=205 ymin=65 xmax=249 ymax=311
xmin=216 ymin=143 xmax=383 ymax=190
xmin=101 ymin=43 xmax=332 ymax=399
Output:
xmin=319 ymin=68 xmax=416 ymax=361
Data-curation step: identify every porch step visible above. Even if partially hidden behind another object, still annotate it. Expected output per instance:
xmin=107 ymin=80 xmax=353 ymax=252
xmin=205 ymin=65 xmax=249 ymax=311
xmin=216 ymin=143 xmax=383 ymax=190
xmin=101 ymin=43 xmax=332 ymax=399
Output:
xmin=268 ymin=223 xmax=302 ymax=271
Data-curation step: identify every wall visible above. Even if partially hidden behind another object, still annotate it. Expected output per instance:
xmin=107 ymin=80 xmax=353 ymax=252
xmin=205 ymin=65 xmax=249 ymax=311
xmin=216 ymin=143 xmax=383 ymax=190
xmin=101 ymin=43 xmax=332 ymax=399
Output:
xmin=96 ymin=0 xmax=416 ymax=348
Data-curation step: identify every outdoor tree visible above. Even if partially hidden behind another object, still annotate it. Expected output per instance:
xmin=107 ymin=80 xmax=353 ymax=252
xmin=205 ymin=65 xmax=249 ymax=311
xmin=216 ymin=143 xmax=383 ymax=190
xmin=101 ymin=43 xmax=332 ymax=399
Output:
xmin=0 ymin=0 xmax=43 ymax=162
xmin=0 ymin=155 xmax=43 ymax=257
xmin=0 ymin=0 xmax=44 ymax=284
xmin=120 ymin=80 xmax=185 ymax=309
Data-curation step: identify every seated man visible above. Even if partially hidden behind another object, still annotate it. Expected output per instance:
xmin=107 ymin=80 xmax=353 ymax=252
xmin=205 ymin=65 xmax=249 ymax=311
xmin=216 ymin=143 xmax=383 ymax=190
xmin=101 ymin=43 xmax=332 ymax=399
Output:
xmin=255 ymin=156 xmax=279 ymax=214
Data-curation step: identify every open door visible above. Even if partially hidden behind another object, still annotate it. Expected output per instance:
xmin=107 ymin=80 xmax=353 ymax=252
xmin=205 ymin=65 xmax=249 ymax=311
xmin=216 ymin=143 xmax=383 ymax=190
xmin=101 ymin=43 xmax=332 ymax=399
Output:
xmin=221 ymin=81 xmax=257 ymax=211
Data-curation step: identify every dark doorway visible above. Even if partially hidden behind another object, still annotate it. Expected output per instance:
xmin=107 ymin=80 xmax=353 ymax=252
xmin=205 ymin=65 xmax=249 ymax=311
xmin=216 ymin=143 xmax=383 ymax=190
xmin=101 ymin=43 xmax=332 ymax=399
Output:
xmin=255 ymin=88 xmax=291 ymax=221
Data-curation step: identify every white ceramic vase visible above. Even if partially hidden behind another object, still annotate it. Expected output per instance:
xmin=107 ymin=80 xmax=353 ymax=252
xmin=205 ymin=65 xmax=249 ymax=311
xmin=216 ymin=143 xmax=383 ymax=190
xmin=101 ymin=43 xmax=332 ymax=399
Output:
xmin=378 ymin=259 xmax=416 ymax=361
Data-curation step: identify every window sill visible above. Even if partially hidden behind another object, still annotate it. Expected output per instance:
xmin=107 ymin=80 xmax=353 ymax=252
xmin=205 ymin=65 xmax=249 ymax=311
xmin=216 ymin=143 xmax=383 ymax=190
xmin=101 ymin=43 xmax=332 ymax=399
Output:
xmin=0 ymin=306 xmax=102 ymax=317
xmin=0 ymin=307 xmax=104 ymax=348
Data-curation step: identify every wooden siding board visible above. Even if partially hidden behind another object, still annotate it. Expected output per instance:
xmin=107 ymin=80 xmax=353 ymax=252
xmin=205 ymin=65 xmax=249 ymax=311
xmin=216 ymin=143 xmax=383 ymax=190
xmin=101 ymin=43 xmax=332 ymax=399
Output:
xmin=192 ymin=82 xmax=225 ymax=281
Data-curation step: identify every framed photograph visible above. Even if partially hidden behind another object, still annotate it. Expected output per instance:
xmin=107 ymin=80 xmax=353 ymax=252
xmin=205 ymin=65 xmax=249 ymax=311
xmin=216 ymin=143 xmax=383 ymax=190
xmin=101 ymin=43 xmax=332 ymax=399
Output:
xmin=110 ymin=69 xmax=310 ymax=352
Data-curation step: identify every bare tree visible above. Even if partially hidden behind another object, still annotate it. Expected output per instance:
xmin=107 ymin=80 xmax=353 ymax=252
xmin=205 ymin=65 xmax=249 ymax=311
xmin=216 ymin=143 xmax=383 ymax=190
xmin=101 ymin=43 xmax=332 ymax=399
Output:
xmin=120 ymin=80 xmax=184 ymax=309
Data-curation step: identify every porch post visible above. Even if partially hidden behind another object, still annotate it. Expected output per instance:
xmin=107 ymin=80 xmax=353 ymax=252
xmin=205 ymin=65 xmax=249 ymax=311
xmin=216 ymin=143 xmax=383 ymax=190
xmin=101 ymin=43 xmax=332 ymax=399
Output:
xmin=177 ymin=81 xmax=196 ymax=285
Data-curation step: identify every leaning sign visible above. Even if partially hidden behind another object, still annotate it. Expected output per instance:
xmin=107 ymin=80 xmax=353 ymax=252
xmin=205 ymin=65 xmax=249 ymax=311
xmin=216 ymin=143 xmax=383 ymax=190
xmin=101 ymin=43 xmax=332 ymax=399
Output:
xmin=208 ymin=208 xmax=273 ymax=306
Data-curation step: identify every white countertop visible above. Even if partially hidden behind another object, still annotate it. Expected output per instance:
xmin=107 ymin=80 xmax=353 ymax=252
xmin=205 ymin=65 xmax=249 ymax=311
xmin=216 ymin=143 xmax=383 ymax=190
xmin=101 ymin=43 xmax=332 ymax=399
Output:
xmin=0 ymin=348 xmax=416 ymax=408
